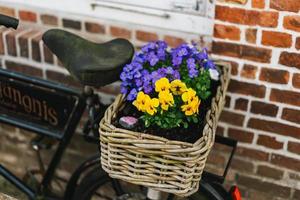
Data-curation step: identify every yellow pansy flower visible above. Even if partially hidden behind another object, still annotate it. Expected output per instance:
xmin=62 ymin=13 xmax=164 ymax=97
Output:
xmin=170 ymin=79 xmax=187 ymax=95
xmin=133 ymin=91 xmax=151 ymax=112
xmin=145 ymin=98 xmax=159 ymax=115
xmin=181 ymin=98 xmax=201 ymax=116
xmin=182 ymin=88 xmax=197 ymax=103
xmin=158 ymin=91 xmax=174 ymax=111
xmin=181 ymin=104 xmax=194 ymax=116
xmin=181 ymin=88 xmax=201 ymax=116
xmin=189 ymin=96 xmax=201 ymax=114
xmin=155 ymin=77 xmax=170 ymax=93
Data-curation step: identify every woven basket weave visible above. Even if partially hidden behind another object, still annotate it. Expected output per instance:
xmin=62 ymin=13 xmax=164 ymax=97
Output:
xmin=99 ymin=61 xmax=231 ymax=197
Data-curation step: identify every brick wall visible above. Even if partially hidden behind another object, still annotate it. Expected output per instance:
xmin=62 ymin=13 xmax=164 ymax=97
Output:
xmin=0 ymin=1 xmax=299 ymax=200
xmin=213 ymin=0 xmax=300 ymax=199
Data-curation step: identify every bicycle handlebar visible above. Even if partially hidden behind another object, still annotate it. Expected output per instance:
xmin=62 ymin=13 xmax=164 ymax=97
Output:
xmin=0 ymin=14 xmax=19 ymax=29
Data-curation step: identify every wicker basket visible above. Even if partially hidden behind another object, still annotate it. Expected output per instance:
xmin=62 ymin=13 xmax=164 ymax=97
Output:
xmin=99 ymin=61 xmax=231 ymax=197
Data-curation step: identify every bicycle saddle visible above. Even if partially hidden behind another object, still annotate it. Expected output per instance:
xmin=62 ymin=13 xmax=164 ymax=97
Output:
xmin=42 ymin=29 xmax=134 ymax=87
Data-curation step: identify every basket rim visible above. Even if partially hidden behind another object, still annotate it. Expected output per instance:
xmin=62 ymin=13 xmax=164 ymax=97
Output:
xmin=100 ymin=61 xmax=231 ymax=147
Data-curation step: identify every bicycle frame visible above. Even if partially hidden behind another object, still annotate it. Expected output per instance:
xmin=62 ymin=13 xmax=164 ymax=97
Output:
xmin=0 ymin=68 xmax=86 ymax=199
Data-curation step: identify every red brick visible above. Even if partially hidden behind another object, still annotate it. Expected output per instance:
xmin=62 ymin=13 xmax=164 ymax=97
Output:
xmin=234 ymin=98 xmax=248 ymax=111
xmin=231 ymin=158 xmax=254 ymax=172
xmin=164 ymin=35 xmax=185 ymax=47
xmin=237 ymin=175 xmax=290 ymax=198
xmin=136 ymin=30 xmax=158 ymax=42
xmin=288 ymin=141 xmax=300 ymax=154
xmin=85 ymin=22 xmax=105 ymax=34
xmin=257 ymin=135 xmax=283 ymax=149
xmin=270 ymin=88 xmax=300 ymax=107
xmin=5 ymin=31 xmax=17 ymax=56
xmin=215 ymin=6 xmax=278 ymax=27
xmin=43 ymin=44 xmax=54 ymax=64
xmin=216 ymin=126 xmax=224 ymax=136
xmin=31 ymin=33 xmax=42 ymax=62
xmin=296 ymin=37 xmax=300 ymax=50
xmin=19 ymin=10 xmax=37 ymax=22
xmin=252 ymin=0 xmax=265 ymax=8
xmin=293 ymin=73 xmax=300 ymax=88
xmin=248 ymin=118 xmax=300 ymax=139
xmin=110 ymin=26 xmax=131 ymax=39
xmin=247 ymin=190 xmax=276 ymax=200
xmin=212 ymin=41 xmax=271 ymax=63
xmin=63 ymin=19 xmax=81 ymax=30
xmin=5 ymin=60 xmax=42 ymax=77
xmin=40 ymin=14 xmax=58 ymax=26
xmin=18 ymin=30 xmax=39 ymax=58
xmin=213 ymin=24 xmax=240 ymax=41
xmin=245 ymin=28 xmax=257 ymax=44
xmin=257 ymin=165 xmax=284 ymax=180
xmin=228 ymin=79 xmax=266 ymax=98
xmin=0 ymin=6 xmax=15 ymax=17
xmin=271 ymin=0 xmax=300 ymax=13
xmin=222 ymin=60 xmax=238 ymax=75
xmin=207 ymin=152 xmax=226 ymax=167
xmin=225 ymin=95 xmax=231 ymax=108
xmin=279 ymin=51 xmax=300 ymax=69
xmin=283 ymin=15 xmax=300 ymax=32
xmin=259 ymin=67 xmax=289 ymax=84
xmin=46 ymin=70 xmax=81 ymax=88
xmin=271 ymin=153 xmax=300 ymax=171
xmin=220 ymin=110 xmax=244 ymax=126
xmin=5 ymin=29 xmax=27 ymax=56
xmin=241 ymin=64 xmax=257 ymax=79
xmin=215 ymin=6 xmax=252 ymax=25
xmin=228 ymin=128 xmax=253 ymax=143
xmin=259 ymin=11 xmax=279 ymax=27
xmin=250 ymin=101 xmax=278 ymax=117
xmin=236 ymin=147 xmax=269 ymax=161
xmin=0 ymin=29 xmax=5 ymax=55
xmin=282 ymin=108 xmax=300 ymax=124
xmin=262 ymin=31 xmax=292 ymax=48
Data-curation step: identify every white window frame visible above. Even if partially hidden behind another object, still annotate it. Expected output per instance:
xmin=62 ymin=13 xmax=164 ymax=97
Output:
xmin=0 ymin=0 xmax=215 ymax=35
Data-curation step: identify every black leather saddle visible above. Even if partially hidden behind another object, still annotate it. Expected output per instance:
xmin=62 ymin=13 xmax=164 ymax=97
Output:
xmin=42 ymin=29 xmax=134 ymax=87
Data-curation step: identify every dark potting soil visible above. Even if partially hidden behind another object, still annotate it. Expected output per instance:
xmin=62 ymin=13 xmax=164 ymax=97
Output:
xmin=113 ymin=79 xmax=220 ymax=143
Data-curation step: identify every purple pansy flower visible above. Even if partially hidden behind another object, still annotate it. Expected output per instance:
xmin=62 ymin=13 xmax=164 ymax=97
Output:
xmin=120 ymin=40 xmax=215 ymax=101
xmin=127 ymin=88 xmax=138 ymax=101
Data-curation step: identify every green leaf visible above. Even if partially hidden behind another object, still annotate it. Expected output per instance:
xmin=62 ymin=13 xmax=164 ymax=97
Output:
xmin=145 ymin=120 xmax=150 ymax=127
xmin=157 ymin=121 xmax=162 ymax=126
xmin=192 ymin=116 xmax=198 ymax=123
xmin=183 ymin=122 xmax=188 ymax=129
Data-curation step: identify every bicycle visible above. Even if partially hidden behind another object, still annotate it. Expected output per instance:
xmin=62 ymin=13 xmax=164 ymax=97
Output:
xmin=0 ymin=14 xmax=242 ymax=200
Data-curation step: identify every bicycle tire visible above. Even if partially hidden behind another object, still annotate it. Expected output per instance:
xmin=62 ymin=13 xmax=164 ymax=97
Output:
xmin=72 ymin=167 xmax=215 ymax=200
xmin=72 ymin=167 xmax=110 ymax=200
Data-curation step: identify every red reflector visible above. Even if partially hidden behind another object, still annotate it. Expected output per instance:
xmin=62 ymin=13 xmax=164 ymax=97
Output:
xmin=231 ymin=186 xmax=242 ymax=200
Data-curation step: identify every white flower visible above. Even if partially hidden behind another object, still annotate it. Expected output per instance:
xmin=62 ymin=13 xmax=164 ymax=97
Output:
xmin=209 ymin=68 xmax=219 ymax=81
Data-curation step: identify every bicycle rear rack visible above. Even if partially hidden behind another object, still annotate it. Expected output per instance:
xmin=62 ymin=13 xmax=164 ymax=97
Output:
xmin=202 ymin=135 xmax=237 ymax=184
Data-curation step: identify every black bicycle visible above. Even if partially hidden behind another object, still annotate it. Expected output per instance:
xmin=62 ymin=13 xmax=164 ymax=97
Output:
xmin=0 ymin=14 xmax=241 ymax=200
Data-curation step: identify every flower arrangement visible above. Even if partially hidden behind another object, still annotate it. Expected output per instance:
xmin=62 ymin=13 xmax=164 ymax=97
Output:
xmin=120 ymin=41 xmax=219 ymax=129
